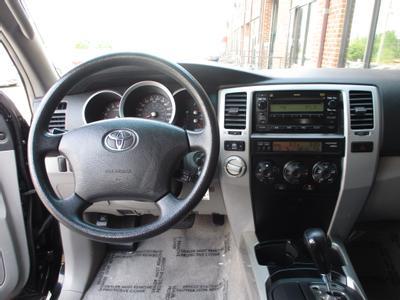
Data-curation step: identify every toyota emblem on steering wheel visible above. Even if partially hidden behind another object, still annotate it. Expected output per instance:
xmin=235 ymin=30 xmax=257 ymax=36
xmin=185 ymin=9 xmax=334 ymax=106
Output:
xmin=104 ymin=129 xmax=138 ymax=152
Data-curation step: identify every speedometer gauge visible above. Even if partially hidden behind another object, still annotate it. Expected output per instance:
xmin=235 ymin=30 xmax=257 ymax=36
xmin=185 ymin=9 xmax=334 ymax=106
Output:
xmin=120 ymin=81 xmax=176 ymax=124
xmin=135 ymin=94 xmax=173 ymax=123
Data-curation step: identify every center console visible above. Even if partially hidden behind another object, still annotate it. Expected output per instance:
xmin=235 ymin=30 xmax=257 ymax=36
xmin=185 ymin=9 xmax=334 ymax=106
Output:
xmin=250 ymin=90 xmax=344 ymax=241
xmin=218 ymin=84 xmax=380 ymax=300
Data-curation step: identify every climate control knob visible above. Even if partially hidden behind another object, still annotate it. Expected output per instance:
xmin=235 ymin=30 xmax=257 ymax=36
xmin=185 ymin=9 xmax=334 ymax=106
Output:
xmin=255 ymin=161 xmax=279 ymax=183
xmin=312 ymin=161 xmax=338 ymax=183
xmin=283 ymin=161 xmax=309 ymax=184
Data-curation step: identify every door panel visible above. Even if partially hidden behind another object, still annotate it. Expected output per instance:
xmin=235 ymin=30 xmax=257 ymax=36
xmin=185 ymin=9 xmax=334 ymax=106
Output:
xmin=0 ymin=104 xmax=30 ymax=299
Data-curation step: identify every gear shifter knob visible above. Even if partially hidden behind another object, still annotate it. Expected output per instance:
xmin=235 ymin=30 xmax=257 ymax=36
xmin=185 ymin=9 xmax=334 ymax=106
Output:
xmin=304 ymin=228 xmax=332 ymax=275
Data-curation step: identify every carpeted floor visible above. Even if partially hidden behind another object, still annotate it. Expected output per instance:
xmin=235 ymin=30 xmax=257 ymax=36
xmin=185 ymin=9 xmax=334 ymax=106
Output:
xmin=84 ymin=215 xmax=247 ymax=300
xmin=347 ymin=228 xmax=400 ymax=300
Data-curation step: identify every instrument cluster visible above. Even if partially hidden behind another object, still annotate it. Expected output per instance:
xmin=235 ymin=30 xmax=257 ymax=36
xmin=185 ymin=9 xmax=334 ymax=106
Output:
xmin=83 ymin=81 xmax=204 ymax=131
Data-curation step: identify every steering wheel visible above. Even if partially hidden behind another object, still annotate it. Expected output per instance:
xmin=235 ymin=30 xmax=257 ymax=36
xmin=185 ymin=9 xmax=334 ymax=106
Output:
xmin=28 ymin=53 xmax=219 ymax=243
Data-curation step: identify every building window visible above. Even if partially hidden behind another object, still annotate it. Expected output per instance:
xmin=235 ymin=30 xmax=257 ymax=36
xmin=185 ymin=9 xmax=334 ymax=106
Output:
xmin=370 ymin=0 xmax=400 ymax=68
xmin=344 ymin=0 xmax=400 ymax=69
xmin=286 ymin=1 xmax=317 ymax=68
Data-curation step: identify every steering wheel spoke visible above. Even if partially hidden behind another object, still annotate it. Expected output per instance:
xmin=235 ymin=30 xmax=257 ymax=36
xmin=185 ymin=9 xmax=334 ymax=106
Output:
xmin=157 ymin=193 xmax=183 ymax=218
xmin=37 ymin=131 xmax=64 ymax=155
xmin=55 ymin=193 xmax=90 ymax=219
xmin=186 ymin=129 xmax=208 ymax=151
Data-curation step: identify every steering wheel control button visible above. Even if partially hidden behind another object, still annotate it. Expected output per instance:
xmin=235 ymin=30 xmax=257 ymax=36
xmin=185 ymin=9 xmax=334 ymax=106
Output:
xmin=224 ymin=140 xmax=245 ymax=151
xmin=103 ymin=129 xmax=138 ymax=152
xmin=225 ymin=156 xmax=246 ymax=177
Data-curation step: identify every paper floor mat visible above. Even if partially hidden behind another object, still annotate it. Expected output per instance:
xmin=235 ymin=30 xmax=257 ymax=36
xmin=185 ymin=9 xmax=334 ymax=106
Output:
xmin=84 ymin=215 xmax=247 ymax=300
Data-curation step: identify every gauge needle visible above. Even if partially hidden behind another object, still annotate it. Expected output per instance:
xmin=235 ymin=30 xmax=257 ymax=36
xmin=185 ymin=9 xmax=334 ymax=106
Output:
xmin=146 ymin=112 xmax=158 ymax=118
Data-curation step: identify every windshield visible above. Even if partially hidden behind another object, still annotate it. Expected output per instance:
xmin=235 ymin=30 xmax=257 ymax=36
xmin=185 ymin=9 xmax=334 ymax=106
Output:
xmin=24 ymin=0 xmax=400 ymax=75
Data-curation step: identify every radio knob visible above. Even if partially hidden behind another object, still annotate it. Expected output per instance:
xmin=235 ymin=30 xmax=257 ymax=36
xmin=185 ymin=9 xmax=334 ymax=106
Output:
xmin=327 ymin=99 xmax=337 ymax=109
xmin=283 ymin=161 xmax=309 ymax=184
xmin=257 ymin=100 xmax=267 ymax=110
xmin=255 ymin=161 xmax=279 ymax=183
xmin=312 ymin=161 xmax=338 ymax=183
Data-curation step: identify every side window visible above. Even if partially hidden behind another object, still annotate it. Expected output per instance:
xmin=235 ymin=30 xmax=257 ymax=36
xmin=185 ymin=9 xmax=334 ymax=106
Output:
xmin=0 ymin=42 xmax=31 ymax=122
xmin=345 ymin=0 xmax=400 ymax=69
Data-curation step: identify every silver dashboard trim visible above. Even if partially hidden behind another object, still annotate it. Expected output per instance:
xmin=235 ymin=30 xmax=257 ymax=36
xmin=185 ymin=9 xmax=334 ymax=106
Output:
xmin=172 ymin=87 xmax=186 ymax=96
xmin=119 ymin=80 xmax=176 ymax=124
xmin=331 ymin=240 xmax=367 ymax=300
xmin=329 ymin=85 xmax=380 ymax=239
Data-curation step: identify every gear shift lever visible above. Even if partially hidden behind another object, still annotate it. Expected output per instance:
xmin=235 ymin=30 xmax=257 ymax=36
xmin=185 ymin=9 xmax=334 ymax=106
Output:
xmin=304 ymin=228 xmax=333 ymax=294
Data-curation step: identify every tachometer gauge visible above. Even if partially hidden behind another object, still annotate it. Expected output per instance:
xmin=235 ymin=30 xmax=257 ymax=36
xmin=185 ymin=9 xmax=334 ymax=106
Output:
xmin=103 ymin=100 xmax=120 ymax=119
xmin=135 ymin=94 xmax=173 ymax=123
xmin=83 ymin=90 xmax=122 ymax=123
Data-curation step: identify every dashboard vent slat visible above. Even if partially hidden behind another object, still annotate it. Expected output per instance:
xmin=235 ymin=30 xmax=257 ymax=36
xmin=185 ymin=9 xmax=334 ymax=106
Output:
xmin=48 ymin=101 xmax=67 ymax=131
xmin=224 ymin=92 xmax=247 ymax=129
xmin=349 ymin=91 xmax=374 ymax=130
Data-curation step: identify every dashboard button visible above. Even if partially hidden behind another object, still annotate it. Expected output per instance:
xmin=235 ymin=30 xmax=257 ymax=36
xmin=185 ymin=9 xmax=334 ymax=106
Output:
xmin=327 ymin=99 xmax=338 ymax=109
xmin=257 ymin=100 xmax=267 ymax=110
xmin=224 ymin=141 xmax=245 ymax=151
xmin=228 ymin=131 xmax=242 ymax=135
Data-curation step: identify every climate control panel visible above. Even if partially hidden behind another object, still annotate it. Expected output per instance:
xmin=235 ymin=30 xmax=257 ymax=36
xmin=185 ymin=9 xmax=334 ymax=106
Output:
xmin=255 ymin=160 xmax=339 ymax=185
xmin=252 ymin=157 xmax=341 ymax=193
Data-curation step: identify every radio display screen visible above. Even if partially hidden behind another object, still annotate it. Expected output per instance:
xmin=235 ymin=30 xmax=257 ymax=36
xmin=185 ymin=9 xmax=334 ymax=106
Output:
xmin=270 ymin=102 xmax=324 ymax=112
xmin=272 ymin=141 xmax=322 ymax=152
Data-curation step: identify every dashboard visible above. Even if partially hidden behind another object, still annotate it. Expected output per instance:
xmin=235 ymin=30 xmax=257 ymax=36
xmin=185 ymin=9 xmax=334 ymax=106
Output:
xmin=36 ymin=62 xmax=400 ymax=300
xmin=81 ymin=81 xmax=204 ymax=131
xmin=43 ymin=63 xmax=400 ymax=246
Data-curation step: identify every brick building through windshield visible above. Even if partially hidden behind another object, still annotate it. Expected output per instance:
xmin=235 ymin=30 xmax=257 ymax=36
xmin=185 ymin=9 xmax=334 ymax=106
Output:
xmin=222 ymin=0 xmax=400 ymax=70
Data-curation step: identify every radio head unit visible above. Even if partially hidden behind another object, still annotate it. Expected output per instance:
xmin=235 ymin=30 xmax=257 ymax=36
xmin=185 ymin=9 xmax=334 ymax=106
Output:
xmin=253 ymin=90 xmax=341 ymax=133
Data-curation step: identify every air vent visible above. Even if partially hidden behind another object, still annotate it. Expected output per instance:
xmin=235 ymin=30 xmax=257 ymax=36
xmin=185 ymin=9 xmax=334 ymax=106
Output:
xmin=349 ymin=91 xmax=374 ymax=130
xmin=48 ymin=113 xmax=66 ymax=131
xmin=48 ymin=101 xmax=67 ymax=131
xmin=224 ymin=92 xmax=247 ymax=129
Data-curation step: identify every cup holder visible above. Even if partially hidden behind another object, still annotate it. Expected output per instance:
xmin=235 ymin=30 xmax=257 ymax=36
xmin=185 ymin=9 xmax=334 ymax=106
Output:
xmin=255 ymin=240 xmax=298 ymax=267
